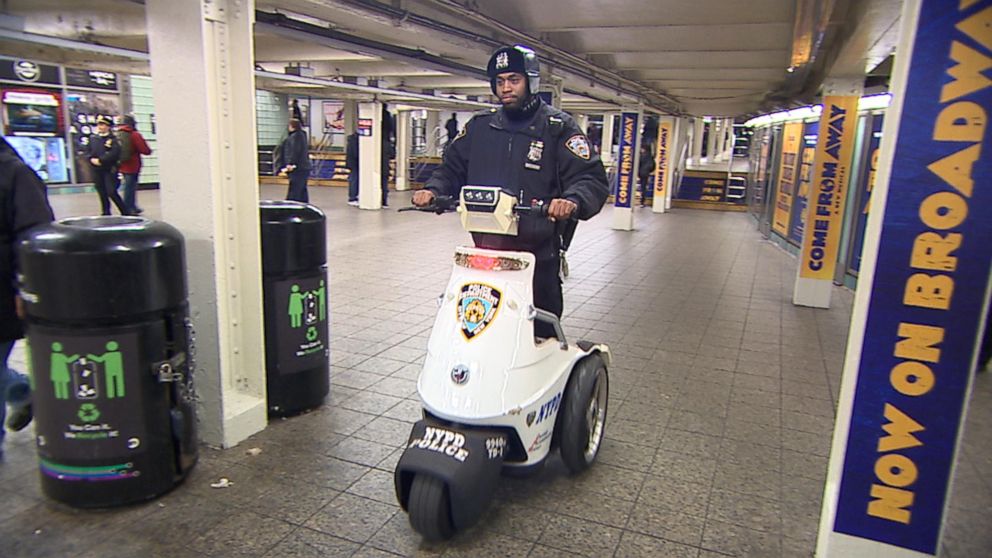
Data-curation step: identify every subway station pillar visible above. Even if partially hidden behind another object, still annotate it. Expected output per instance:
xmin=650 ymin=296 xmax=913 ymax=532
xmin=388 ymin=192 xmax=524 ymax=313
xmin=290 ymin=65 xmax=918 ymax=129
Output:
xmin=600 ymin=113 xmax=616 ymax=165
xmin=611 ymin=109 xmax=641 ymax=231
xmin=706 ymin=119 xmax=719 ymax=162
xmin=792 ymin=78 xmax=862 ymax=309
xmin=817 ymin=1 xmax=992 ymax=556
xmin=146 ymin=0 xmax=267 ymax=447
xmin=395 ymin=110 xmax=411 ymax=191
xmin=692 ymin=117 xmax=705 ymax=165
xmin=357 ymin=101 xmax=384 ymax=210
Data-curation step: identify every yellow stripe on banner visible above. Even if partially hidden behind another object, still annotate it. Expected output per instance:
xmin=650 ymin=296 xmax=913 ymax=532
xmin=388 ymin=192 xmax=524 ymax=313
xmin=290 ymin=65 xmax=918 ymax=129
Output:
xmin=772 ymin=121 xmax=803 ymax=236
xmin=653 ymin=121 xmax=672 ymax=200
xmin=800 ymin=95 xmax=861 ymax=279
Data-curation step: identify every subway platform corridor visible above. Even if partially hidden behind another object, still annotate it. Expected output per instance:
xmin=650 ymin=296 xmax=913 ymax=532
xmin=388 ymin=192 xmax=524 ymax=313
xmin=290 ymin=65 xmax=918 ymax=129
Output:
xmin=1 ymin=185 xmax=989 ymax=557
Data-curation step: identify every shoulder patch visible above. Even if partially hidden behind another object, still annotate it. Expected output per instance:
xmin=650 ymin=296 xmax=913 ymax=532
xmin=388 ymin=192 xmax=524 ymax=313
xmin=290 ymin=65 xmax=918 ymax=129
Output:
xmin=565 ymin=134 xmax=591 ymax=160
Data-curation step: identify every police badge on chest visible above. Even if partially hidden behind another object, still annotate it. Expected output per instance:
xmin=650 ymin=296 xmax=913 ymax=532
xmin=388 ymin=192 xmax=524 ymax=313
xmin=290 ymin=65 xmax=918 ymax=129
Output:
xmin=525 ymin=140 xmax=543 ymax=170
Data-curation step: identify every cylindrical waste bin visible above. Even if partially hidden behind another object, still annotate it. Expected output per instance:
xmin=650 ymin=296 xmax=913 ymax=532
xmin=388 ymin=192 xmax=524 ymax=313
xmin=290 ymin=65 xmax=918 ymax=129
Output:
xmin=19 ymin=216 xmax=198 ymax=508
xmin=260 ymin=201 xmax=330 ymax=417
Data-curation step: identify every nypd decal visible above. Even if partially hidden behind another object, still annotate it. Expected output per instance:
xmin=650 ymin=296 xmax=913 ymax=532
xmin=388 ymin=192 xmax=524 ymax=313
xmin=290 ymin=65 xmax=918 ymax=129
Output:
xmin=408 ymin=426 xmax=469 ymax=462
xmin=457 ymin=283 xmax=501 ymax=340
xmin=565 ymin=134 xmax=591 ymax=160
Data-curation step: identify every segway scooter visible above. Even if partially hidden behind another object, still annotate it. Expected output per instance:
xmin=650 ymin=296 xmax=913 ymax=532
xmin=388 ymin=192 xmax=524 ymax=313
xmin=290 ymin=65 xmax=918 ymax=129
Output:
xmin=393 ymin=186 xmax=611 ymax=541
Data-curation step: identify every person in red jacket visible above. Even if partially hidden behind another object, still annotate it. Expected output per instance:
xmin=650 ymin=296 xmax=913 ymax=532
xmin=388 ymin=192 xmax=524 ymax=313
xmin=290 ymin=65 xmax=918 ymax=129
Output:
xmin=116 ymin=114 xmax=152 ymax=215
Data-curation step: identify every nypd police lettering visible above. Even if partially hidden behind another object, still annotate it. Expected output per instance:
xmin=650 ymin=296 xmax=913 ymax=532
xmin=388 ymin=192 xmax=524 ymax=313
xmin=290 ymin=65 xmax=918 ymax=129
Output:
xmin=409 ymin=427 xmax=469 ymax=462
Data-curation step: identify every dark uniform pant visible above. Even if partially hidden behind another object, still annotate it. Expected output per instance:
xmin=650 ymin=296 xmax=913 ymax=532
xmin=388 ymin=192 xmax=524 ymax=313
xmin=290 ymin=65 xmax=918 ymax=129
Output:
xmin=286 ymin=170 xmax=309 ymax=203
xmin=532 ymin=254 xmax=563 ymax=339
xmin=94 ymin=169 xmax=128 ymax=215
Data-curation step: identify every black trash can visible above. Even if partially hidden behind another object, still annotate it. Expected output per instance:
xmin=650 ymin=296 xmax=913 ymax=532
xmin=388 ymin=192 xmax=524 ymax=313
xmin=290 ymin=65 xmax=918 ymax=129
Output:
xmin=260 ymin=201 xmax=330 ymax=417
xmin=19 ymin=216 xmax=198 ymax=508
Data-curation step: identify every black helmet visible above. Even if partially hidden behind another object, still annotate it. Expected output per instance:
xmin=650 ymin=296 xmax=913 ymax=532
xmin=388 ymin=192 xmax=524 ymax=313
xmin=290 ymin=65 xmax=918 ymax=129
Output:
xmin=486 ymin=45 xmax=540 ymax=96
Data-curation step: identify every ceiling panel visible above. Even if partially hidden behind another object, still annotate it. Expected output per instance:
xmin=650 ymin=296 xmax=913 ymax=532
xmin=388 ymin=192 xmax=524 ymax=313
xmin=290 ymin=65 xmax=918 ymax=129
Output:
xmin=567 ymin=24 xmax=794 ymax=54
xmin=494 ymin=0 xmax=795 ymax=29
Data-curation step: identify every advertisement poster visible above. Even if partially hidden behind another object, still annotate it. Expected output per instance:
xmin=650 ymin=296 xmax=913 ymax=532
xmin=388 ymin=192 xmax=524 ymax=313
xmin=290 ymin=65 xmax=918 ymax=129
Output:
xmin=849 ymin=114 xmax=884 ymax=274
xmin=5 ymin=136 xmax=68 ymax=183
xmin=787 ymin=120 xmax=820 ymax=244
xmin=66 ymin=91 xmax=121 ymax=184
xmin=613 ymin=112 xmax=638 ymax=208
xmin=2 ymin=88 xmax=62 ymax=136
xmin=771 ymin=121 xmax=803 ymax=236
xmin=322 ymin=101 xmax=344 ymax=133
xmin=798 ymin=95 xmax=859 ymax=280
xmin=828 ymin=1 xmax=992 ymax=554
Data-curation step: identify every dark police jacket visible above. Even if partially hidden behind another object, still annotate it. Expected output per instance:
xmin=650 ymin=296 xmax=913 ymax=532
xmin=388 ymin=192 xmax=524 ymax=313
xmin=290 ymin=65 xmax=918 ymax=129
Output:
xmin=0 ymin=146 xmax=53 ymax=341
xmin=425 ymin=99 xmax=609 ymax=259
xmin=87 ymin=132 xmax=120 ymax=171
xmin=278 ymin=128 xmax=311 ymax=172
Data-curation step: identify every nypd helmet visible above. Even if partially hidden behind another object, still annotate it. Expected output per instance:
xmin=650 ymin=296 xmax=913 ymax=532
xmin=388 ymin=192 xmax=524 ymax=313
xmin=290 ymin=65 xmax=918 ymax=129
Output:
xmin=486 ymin=45 xmax=540 ymax=96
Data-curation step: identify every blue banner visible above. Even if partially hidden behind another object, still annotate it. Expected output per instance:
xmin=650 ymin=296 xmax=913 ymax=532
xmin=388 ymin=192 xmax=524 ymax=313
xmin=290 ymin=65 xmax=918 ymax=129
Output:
xmin=787 ymin=120 xmax=820 ymax=244
xmin=833 ymin=1 xmax=992 ymax=554
xmin=849 ymin=114 xmax=884 ymax=274
xmin=613 ymin=112 xmax=638 ymax=208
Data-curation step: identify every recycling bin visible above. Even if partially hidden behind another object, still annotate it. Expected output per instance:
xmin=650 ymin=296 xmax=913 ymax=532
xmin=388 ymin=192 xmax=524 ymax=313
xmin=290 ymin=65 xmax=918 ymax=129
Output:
xmin=19 ymin=216 xmax=198 ymax=508
xmin=260 ymin=201 xmax=330 ymax=417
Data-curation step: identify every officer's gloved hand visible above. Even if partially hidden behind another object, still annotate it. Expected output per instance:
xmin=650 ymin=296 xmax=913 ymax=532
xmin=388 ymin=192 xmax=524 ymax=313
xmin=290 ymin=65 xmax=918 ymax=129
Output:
xmin=547 ymin=198 xmax=577 ymax=221
xmin=412 ymin=190 xmax=436 ymax=207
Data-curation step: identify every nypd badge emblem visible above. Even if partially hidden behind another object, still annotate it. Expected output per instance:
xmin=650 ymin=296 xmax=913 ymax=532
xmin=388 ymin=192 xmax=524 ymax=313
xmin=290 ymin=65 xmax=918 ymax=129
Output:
xmin=457 ymin=283 xmax=502 ymax=340
xmin=495 ymin=52 xmax=509 ymax=70
xmin=566 ymin=134 xmax=591 ymax=160
xmin=527 ymin=140 xmax=544 ymax=163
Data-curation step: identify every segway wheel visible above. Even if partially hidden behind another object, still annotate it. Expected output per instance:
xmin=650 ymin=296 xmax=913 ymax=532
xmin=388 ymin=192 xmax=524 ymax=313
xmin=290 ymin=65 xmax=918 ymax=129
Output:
xmin=408 ymin=473 xmax=455 ymax=542
xmin=558 ymin=354 xmax=609 ymax=474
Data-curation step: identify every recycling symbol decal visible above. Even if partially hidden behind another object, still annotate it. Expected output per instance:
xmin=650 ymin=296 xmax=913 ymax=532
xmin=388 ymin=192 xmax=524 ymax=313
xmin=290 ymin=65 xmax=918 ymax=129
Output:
xmin=78 ymin=403 xmax=101 ymax=423
xmin=306 ymin=326 xmax=319 ymax=342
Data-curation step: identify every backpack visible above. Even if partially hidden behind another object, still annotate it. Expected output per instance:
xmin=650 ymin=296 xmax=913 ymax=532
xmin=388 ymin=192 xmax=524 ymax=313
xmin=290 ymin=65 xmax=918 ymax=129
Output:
xmin=116 ymin=130 xmax=134 ymax=164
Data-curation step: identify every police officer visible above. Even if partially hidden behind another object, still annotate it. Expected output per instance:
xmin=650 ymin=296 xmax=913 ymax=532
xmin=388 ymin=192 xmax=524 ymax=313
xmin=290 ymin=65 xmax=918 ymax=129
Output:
xmin=413 ymin=44 xmax=609 ymax=338
xmin=87 ymin=116 xmax=129 ymax=216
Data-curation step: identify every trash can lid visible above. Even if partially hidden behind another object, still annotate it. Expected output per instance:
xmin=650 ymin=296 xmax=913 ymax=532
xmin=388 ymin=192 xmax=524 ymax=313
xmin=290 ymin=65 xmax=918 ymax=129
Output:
xmin=19 ymin=216 xmax=187 ymax=321
xmin=259 ymin=200 xmax=327 ymax=273
xmin=260 ymin=200 xmax=326 ymax=225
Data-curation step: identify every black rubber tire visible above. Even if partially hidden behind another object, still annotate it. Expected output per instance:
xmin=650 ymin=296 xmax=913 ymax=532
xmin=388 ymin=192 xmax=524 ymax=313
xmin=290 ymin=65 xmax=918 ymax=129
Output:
xmin=408 ymin=473 xmax=455 ymax=542
xmin=557 ymin=354 xmax=609 ymax=474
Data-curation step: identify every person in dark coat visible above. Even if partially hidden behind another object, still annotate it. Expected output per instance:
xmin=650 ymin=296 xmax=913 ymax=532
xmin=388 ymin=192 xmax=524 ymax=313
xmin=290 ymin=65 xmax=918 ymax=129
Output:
xmin=381 ymin=105 xmax=394 ymax=207
xmin=346 ymin=131 xmax=359 ymax=206
xmin=413 ymin=45 xmax=609 ymax=338
xmin=638 ymin=142 xmax=656 ymax=207
xmin=445 ymin=113 xmax=459 ymax=145
xmin=277 ymin=118 xmax=311 ymax=203
xmin=0 ymin=137 xmax=54 ymax=457
xmin=88 ymin=116 xmax=129 ymax=215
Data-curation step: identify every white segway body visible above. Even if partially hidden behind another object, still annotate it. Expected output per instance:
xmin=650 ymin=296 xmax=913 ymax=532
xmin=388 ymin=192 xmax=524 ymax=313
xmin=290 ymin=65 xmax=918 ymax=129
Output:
xmin=394 ymin=187 xmax=610 ymax=541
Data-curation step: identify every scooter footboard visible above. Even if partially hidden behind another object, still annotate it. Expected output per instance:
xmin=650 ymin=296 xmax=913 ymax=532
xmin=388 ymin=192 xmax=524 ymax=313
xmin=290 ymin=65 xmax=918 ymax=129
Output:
xmin=394 ymin=420 xmax=508 ymax=530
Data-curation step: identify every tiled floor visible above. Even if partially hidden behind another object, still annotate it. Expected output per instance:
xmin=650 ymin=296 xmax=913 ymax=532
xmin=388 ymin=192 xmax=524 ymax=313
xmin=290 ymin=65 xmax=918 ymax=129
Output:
xmin=1 ymin=184 xmax=989 ymax=557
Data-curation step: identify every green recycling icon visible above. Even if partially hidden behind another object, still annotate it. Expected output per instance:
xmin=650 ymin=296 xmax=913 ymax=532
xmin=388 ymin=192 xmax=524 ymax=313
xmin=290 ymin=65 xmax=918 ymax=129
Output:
xmin=306 ymin=326 xmax=319 ymax=342
xmin=78 ymin=403 xmax=101 ymax=423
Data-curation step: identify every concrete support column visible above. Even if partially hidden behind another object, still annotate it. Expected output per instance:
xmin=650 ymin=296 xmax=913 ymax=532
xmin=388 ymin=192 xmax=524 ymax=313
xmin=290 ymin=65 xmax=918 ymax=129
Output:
xmin=357 ymin=101 xmax=383 ymax=210
xmin=424 ymin=110 xmax=440 ymax=157
xmin=575 ymin=113 xmax=589 ymax=134
xmin=343 ymin=100 xmax=357 ymax=135
xmin=395 ymin=110 xmax=411 ymax=191
xmin=600 ymin=113 xmax=616 ymax=165
xmin=792 ymin=78 xmax=862 ymax=309
xmin=650 ymin=115 xmax=677 ymax=214
xmin=147 ymin=0 xmax=266 ymax=448
xmin=692 ymin=117 xmax=705 ymax=166
xmin=706 ymin=119 xmax=718 ymax=163
xmin=722 ymin=118 xmax=734 ymax=161
xmin=611 ymin=108 xmax=642 ymax=231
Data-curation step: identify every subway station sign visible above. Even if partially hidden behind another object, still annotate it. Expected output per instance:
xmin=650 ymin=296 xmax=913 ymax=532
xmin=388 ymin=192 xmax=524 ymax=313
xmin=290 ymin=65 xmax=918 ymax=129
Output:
xmin=828 ymin=0 xmax=992 ymax=554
